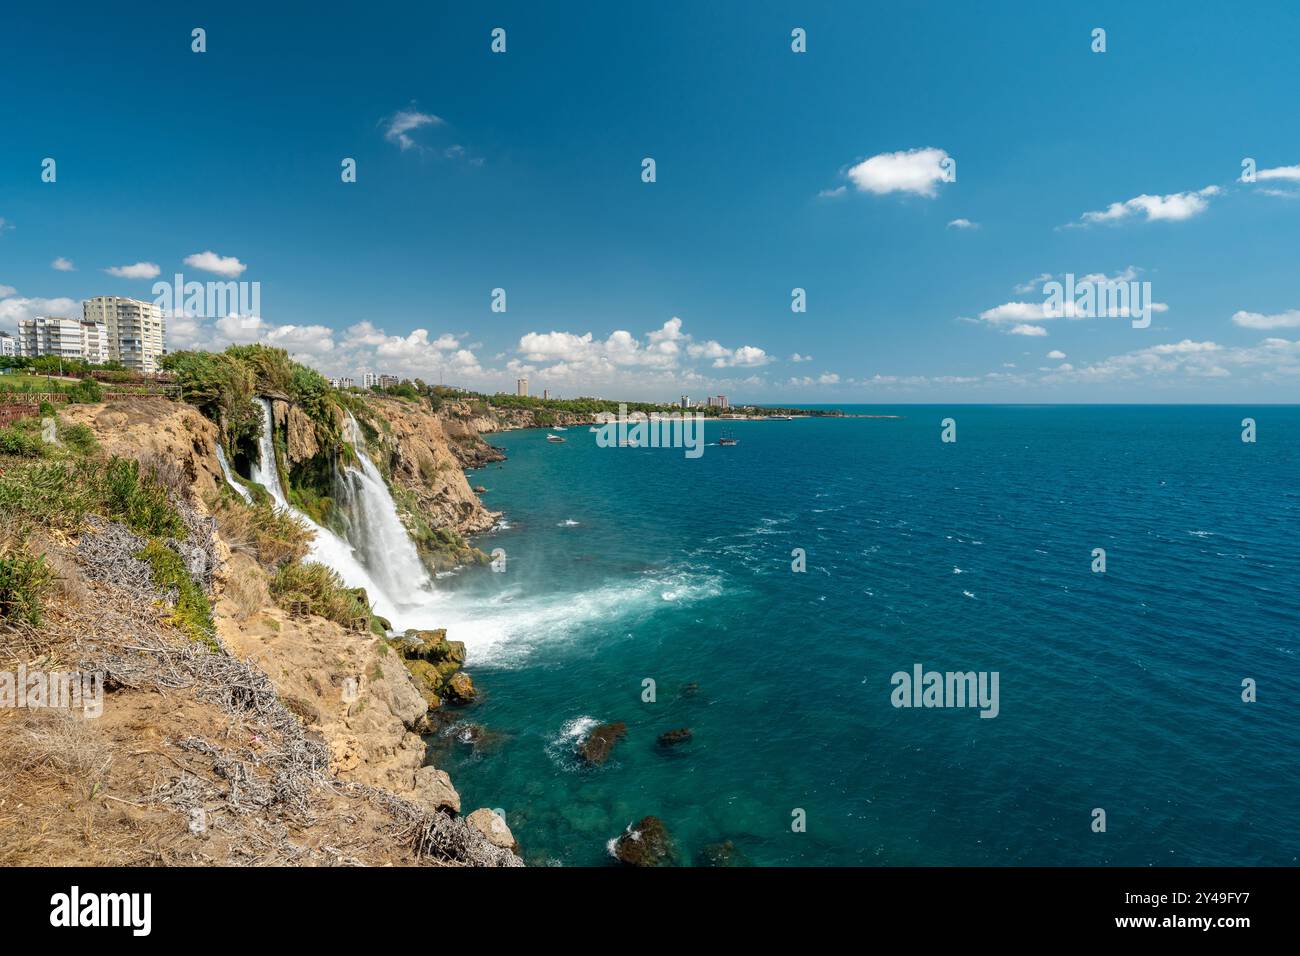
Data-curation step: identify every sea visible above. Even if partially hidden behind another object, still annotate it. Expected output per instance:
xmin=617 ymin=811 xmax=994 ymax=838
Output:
xmin=425 ymin=405 xmax=1300 ymax=866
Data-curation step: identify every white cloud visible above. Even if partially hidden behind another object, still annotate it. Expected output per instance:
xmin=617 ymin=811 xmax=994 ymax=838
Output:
xmin=105 ymin=261 xmax=161 ymax=279
xmin=1231 ymin=308 xmax=1300 ymax=330
xmin=0 ymin=284 xmax=14 ymax=298
xmin=51 ymin=257 xmax=75 ymax=272
xmin=1047 ymin=350 xmax=1067 ymax=360
xmin=817 ymin=185 xmax=847 ymax=199
xmin=1251 ymin=164 xmax=1300 ymax=182
xmin=1013 ymin=272 xmax=1054 ymax=295
xmin=383 ymin=108 xmax=443 ymax=151
xmin=947 ymin=218 xmax=978 ymax=229
xmin=789 ymin=352 xmax=812 ymax=363
xmin=1009 ymin=324 xmax=1048 ymax=336
xmin=0 ymin=295 xmax=83 ymax=330
xmin=1075 ymin=185 xmax=1220 ymax=225
xmin=184 ymin=250 xmax=247 ymax=277
xmin=843 ymin=147 xmax=953 ymax=198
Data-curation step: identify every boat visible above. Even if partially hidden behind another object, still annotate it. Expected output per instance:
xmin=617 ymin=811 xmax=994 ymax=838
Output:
xmin=552 ymin=426 xmax=567 ymax=431
xmin=588 ymin=426 xmax=600 ymax=433
xmin=718 ymin=428 xmax=739 ymax=446
xmin=546 ymin=433 xmax=566 ymax=443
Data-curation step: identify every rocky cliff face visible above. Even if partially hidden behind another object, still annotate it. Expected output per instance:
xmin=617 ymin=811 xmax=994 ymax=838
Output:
xmin=357 ymin=396 xmax=501 ymax=537
xmin=1 ymin=396 xmax=519 ymax=866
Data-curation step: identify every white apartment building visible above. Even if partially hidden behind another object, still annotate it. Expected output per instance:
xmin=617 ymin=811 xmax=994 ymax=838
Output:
xmin=16 ymin=316 xmax=112 ymax=364
xmin=17 ymin=316 xmax=86 ymax=361
xmin=516 ymin=377 xmax=528 ymax=397
xmin=362 ymin=372 xmax=378 ymax=388
xmin=82 ymin=296 xmax=166 ymax=373
xmin=0 ymin=331 xmax=15 ymax=357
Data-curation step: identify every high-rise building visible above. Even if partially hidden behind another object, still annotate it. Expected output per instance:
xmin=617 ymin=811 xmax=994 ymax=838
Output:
xmin=362 ymin=372 xmax=378 ymax=388
xmin=516 ymin=377 xmax=528 ymax=397
xmin=0 ymin=331 xmax=16 ymax=357
xmin=80 ymin=320 xmax=110 ymax=364
xmin=82 ymin=296 xmax=166 ymax=373
xmin=542 ymin=389 xmax=550 ymax=401
xmin=17 ymin=316 xmax=86 ymax=361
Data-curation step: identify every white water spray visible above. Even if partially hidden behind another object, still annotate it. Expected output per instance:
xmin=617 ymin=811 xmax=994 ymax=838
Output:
xmin=214 ymin=443 xmax=252 ymax=503
xmin=250 ymin=398 xmax=415 ymax=626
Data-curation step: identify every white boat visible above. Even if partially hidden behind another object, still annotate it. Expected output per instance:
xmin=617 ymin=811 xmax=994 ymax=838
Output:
xmin=547 ymin=433 xmax=566 ymax=443
xmin=588 ymin=426 xmax=600 ymax=432
xmin=552 ymin=426 xmax=567 ymax=431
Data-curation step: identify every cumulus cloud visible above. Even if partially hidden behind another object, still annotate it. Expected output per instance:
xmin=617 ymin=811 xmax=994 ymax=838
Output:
xmin=1231 ymin=308 xmax=1300 ymax=330
xmin=383 ymin=108 xmax=443 ymax=151
xmin=1247 ymin=164 xmax=1300 ymax=183
xmin=789 ymin=352 xmax=812 ymax=363
xmin=841 ymin=147 xmax=954 ymax=198
xmin=105 ymin=261 xmax=161 ymax=279
xmin=51 ymin=257 xmax=75 ymax=272
xmin=184 ymin=250 xmax=247 ymax=277
xmin=947 ymin=218 xmax=978 ymax=229
xmin=1009 ymin=323 xmax=1048 ymax=336
xmin=1047 ymin=350 xmax=1067 ymax=360
xmin=1074 ymin=185 xmax=1219 ymax=225
xmin=0 ymin=295 xmax=83 ymax=330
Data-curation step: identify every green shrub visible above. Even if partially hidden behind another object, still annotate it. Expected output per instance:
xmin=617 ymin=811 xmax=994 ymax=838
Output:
xmin=269 ymin=560 xmax=370 ymax=627
xmin=59 ymin=422 xmax=98 ymax=456
xmin=137 ymin=539 xmax=216 ymax=648
xmin=0 ymin=545 xmax=55 ymax=627
xmin=0 ymin=423 xmax=47 ymax=457
xmin=66 ymin=377 xmax=102 ymax=404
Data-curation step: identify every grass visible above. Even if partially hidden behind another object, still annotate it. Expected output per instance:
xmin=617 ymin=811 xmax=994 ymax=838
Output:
xmin=211 ymin=494 xmax=310 ymax=569
xmin=269 ymin=560 xmax=370 ymax=628
xmin=136 ymin=539 xmax=217 ymax=649
xmin=0 ymin=456 xmax=183 ymax=538
xmin=0 ymin=544 xmax=56 ymax=626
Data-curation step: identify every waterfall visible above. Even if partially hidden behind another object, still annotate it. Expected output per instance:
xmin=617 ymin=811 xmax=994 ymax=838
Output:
xmin=214 ymin=442 xmax=253 ymax=503
xmin=334 ymin=413 xmax=435 ymax=600
xmin=250 ymin=397 xmax=418 ymax=627
xmin=249 ymin=399 xmax=289 ymax=508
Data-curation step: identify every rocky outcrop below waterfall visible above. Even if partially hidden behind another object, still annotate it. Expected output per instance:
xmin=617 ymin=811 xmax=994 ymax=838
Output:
xmin=0 ymin=393 xmax=520 ymax=866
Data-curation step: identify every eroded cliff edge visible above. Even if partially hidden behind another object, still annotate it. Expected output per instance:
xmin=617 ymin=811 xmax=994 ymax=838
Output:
xmin=0 ymin=395 xmax=518 ymax=866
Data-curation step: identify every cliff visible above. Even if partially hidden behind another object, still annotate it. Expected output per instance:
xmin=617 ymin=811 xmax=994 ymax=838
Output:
xmin=0 ymin=396 xmax=519 ymax=866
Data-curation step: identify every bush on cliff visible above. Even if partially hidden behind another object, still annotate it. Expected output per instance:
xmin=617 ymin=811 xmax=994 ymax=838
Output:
xmin=269 ymin=560 xmax=370 ymax=628
xmin=0 ymin=544 xmax=56 ymax=627
xmin=211 ymin=495 xmax=310 ymax=569
xmin=161 ymin=349 xmax=260 ymax=446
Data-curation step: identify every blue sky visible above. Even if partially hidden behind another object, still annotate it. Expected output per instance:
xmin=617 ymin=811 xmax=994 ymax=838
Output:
xmin=2 ymin=1 xmax=1298 ymax=401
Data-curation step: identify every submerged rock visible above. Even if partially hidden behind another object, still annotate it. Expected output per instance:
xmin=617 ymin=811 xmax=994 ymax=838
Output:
xmin=613 ymin=816 xmax=674 ymax=867
xmin=579 ymin=721 xmax=626 ymax=765
xmin=697 ymin=840 xmax=751 ymax=867
xmin=657 ymin=727 xmax=692 ymax=747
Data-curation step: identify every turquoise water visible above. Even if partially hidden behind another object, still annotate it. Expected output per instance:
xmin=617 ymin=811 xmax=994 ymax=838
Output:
xmin=429 ymin=407 xmax=1300 ymax=866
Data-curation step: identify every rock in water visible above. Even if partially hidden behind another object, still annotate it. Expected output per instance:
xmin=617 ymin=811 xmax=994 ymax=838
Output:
xmin=657 ymin=727 xmax=692 ymax=746
xmin=613 ymin=816 xmax=674 ymax=867
xmin=466 ymin=808 xmax=516 ymax=850
xmin=697 ymin=840 xmax=751 ymax=867
xmin=578 ymin=721 xmax=626 ymax=765
xmin=445 ymin=671 xmax=477 ymax=703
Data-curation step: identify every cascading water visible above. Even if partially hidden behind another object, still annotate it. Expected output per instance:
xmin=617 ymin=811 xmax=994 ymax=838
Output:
xmin=250 ymin=398 xmax=415 ymax=627
xmin=334 ymin=413 xmax=435 ymax=601
xmin=214 ymin=443 xmax=253 ymax=503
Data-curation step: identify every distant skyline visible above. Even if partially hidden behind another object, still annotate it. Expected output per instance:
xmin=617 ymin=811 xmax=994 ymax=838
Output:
xmin=2 ymin=1 xmax=1298 ymax=402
